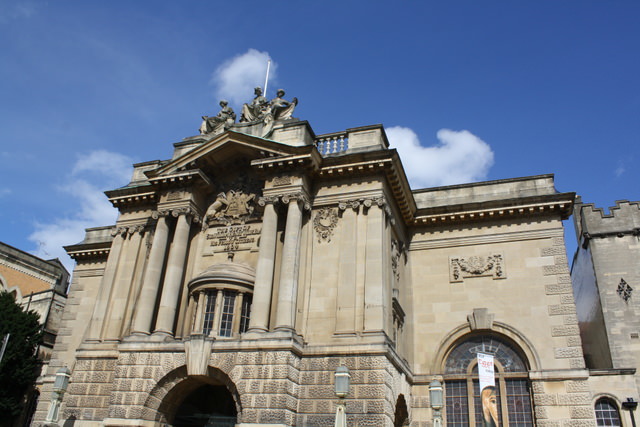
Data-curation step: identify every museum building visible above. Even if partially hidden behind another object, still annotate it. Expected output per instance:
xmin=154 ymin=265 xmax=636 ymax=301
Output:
xmin=33 ymin=91 xmax=639 ymax=426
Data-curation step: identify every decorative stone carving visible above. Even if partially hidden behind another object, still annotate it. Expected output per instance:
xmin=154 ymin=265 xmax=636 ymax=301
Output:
xmin=313 ymin=208 xmax=339 ymax=243
xmin=199 ymin=100 xmax=236 ymax=136
xmin=281 ymin=192 xmax=311 ymax=211
xmin=617 ymin=278 xmax=633 ymax=302
xmin=391 ymin=240 xmax=401 ymax=281
xmin=449 ymin=253 xmax=505 ymax=283
xmin=204 ymin=190 xmax=256 ymax=227
xmin=467 ymin=308 xmax=495 ymax=330
xmin=338 ymin=200 xmax=360 ymax=211
xmin=272 ymin=175 xmax=292 ymax=187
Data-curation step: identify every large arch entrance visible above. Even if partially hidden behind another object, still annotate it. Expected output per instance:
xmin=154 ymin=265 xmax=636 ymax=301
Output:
xmin=156 ymin=368 xmax=239 ymax=427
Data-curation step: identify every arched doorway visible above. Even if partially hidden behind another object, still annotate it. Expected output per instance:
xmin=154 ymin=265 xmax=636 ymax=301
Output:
xmin=157 ymin=368 xmax=239 ymax=427
xmin=173 ymin=384 xmax=237 ymax=426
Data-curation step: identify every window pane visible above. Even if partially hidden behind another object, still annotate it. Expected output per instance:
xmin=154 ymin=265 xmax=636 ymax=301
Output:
xmin=595 ymin=398 xmax=621 ymax=426
xmin=506 ymin=379 xmax=533 ymax=426
xmin=446 ymin=381 xmax=469 ymax=426
xmin=202 ymin=291 xmax=217 ymax=336
xmin=445 ymin=336 xmax=527 ymax=374
xmin=474 ymin=380 xmax=501 ymax=426
xmin=239 ymin=295 xmax=252 ymax=333
xmin=218 ymin=291 xmax=236 ymax=337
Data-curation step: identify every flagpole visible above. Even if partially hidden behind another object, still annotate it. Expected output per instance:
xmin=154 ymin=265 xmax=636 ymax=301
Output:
xmin=263 ymin=60 xmax=271 ymax=97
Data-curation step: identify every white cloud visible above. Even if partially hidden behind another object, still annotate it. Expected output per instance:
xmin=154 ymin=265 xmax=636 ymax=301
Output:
xmin=212 ymin=49 xmax=277 ymax=106
xmin=387 ymin=126 xmax=494 ymax=188
xmin=29 ymin=150 xmax=133 ymax=274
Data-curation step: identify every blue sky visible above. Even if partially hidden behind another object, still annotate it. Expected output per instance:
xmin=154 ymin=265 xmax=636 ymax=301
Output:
xmin=1 ymin=1 xmax=638 ymax=273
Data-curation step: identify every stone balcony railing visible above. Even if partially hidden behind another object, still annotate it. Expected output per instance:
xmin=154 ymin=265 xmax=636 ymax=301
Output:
xmin=314 ymin=132 xmax=349 ymax=156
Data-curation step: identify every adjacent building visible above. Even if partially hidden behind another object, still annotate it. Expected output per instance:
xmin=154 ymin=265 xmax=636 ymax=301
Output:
xmin=0 ymin=241 xmax=69 ymax=424
xmin=33 ymin=97 xmax=639 ymax=426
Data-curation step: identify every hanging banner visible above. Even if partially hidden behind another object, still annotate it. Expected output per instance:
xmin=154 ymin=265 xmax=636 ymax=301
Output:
xmin=477 ymin=352 xmax=495 ymax=390
xmin=478 ymin=353 xmax=499 ymax=426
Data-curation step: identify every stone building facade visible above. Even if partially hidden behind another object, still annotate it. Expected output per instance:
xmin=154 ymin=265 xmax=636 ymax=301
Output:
xmin=33 ymin=107 xmax=639 ymax=426
xmin=571 ymin=199 xmax=640 ymax=416
xmin=0 ymin=240 xmax=69 ymax=424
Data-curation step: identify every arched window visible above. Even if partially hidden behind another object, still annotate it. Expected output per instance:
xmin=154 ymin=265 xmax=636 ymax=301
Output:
xmin=594 ymin=397 xmax=621 ymax=426
xmin=444 ymin=335 xmax=534 ymax=426
xmin=187 ymin=262 xmax=254 ymax=338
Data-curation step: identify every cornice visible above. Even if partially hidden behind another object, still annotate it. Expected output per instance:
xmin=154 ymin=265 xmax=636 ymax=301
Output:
xmin=64 ymin=242 xmax=111 ymax=261
xmin=315 ymin=150 xmax=416 ymax=225
xmin=411 ymin=193 xmax=575 ymax=227
xmin=250 ymin=151 xmax=321 ymax=175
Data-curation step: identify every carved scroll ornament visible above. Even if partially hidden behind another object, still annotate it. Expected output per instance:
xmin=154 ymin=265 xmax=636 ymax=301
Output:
xmin=450 ymin=254 xmax=505 ymax=283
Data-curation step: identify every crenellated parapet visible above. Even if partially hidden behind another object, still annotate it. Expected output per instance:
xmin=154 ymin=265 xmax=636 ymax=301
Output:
xmin=575 ymin=199 xmax=640 ymax=246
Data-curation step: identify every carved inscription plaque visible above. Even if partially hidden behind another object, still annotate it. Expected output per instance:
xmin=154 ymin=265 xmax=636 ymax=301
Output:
xmin=205 ymin=224 xmax=261 ymax=254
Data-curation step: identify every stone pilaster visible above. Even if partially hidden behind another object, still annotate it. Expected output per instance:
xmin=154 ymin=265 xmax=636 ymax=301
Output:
xmin=85 ymin=227 xmax=126 ymax=341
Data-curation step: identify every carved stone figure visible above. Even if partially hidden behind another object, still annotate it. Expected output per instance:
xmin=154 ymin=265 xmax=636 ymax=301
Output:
xmin=266 ymin=89 xmax=298 ymax=121
xmin=240 ymin=87 xmax=268 ymax=123
xmin=199 ymin=100 xmax=236 ymax=135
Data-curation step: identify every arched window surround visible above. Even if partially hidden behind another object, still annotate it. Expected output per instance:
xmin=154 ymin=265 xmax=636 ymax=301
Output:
xmin=432 ymin=322 xmax=541 ymax=374
xmin=440 ymin=332 xmax=536 ymax=426
xmin=593 ymin=395 xmax=622 ymax=427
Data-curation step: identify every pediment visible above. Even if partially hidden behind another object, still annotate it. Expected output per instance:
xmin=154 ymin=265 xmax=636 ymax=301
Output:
xmin=146 ymin=130 xmax=311 ymax=180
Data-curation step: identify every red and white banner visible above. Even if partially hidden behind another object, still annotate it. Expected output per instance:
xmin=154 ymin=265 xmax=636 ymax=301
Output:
xmin=477 ymin=352 xmax=495 ymax=391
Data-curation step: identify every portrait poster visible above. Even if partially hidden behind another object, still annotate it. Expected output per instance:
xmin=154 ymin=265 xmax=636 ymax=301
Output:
xmin=477 ymin=353 xmax=499 ymax=426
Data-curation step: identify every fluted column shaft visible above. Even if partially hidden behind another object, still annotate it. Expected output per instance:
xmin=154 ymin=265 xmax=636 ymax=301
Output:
xmin=275 ymin=197 xmax=304 ymax=331
xmin=154 ymin=212 xmax=192 ymax=335
xmin=131 ymin=215 xmax=170 ymax=335
xmin=248 ymin=199 xmax=279 ymax=332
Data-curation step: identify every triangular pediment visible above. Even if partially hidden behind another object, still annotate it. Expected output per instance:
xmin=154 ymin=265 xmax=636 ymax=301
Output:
xmin=147 ymin=130 xmax=312 ymax=180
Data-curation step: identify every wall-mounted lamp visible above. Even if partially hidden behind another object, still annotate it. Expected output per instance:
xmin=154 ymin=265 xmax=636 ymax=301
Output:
xmin=45 ymin=367 xmax=71 ymax=426
xmin=429 ymin=380 xmax=444 ymax=427
xmin=334 ymin=366 xmax=350 ymax=427
xmin=622 ymin=398 xmax=638 ymax=427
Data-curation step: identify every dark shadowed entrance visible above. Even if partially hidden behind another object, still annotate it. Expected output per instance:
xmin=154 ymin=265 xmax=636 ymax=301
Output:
xmin=156 ymin=368 xmax=240 ymax=427
xmin=173 ymin=384 xmax=237 ymax=427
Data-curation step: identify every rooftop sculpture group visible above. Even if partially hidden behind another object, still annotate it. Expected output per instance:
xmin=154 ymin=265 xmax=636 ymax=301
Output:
xmin=199 ymin=87 xmax=298 ymax=136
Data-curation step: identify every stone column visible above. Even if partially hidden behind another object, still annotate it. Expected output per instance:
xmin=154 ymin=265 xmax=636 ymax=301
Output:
xmin=232 ymin=292 xmax=244 ymax=335
xmin=275 ymin=194 xmax=305 ymax=332
xmin=85 ymin=227 xmax=126 ymax=341
xmin=191 ymin=291 xmax=206 ymax=334
xmin=154 ymin=209 xmax=193 ymax=336
xmin=104 ymin=225 xmax=144 ymax=340
xmin=364 ymin=198 xmax=386 ymax=332
xmin=131 ymin=213 xmax=171 ymax=335
xmin=247 ymin=197 xmax=279 ymax=332
xmin=336 ymin=202 xmax=359 ymax=334
xmin=211 ymin=289 xmax=224 ymax=337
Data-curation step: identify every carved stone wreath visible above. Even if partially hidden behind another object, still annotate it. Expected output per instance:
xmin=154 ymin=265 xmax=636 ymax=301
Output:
xmin=313 ymin=207 xmax=339 ymax=243
xmin=450 ymin=254 xmax=505 ymax=283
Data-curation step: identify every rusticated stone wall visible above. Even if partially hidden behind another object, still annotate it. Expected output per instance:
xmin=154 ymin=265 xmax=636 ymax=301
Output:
xmin=52 ymin=347 xmax=407 ymax=427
